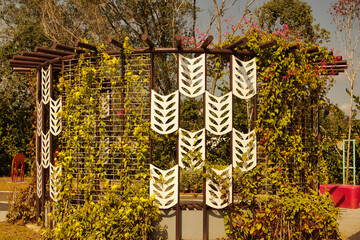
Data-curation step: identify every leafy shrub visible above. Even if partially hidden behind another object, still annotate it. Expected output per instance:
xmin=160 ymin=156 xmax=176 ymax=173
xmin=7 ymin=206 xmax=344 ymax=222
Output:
xmin=230 ymin=187 xmax=341 ymax=240
xmin=43 ymin=192 xmax=160 ymax=240
xmin=6 ymin=178 xmax=36 ymax=223
xmin=179 ymin=169 xmax=203 ymax=193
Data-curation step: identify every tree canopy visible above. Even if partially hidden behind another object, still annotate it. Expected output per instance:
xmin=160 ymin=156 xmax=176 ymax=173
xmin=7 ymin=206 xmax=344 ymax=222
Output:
xmin=254 ymin=0 xmax=330 ymax=43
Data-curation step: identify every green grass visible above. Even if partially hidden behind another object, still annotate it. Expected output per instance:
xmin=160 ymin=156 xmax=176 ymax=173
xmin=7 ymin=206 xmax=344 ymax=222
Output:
xmin=0 ymin=177 xmax=31 ymax=192
xmin=0 ymin=222 xmax=41 ymax=240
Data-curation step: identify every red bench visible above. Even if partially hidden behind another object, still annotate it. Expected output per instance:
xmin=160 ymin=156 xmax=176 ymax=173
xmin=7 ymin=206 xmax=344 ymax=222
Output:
xmin=320 ymin=184 xmax=360 ymax=209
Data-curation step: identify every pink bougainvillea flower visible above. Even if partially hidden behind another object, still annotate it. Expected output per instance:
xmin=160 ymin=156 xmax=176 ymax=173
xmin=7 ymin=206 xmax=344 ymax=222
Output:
xmin=117 ymin=109 xmax=124 ymax=117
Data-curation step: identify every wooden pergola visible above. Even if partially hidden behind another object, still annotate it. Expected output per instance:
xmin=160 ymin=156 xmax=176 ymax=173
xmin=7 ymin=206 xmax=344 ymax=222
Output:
xmin=10 ymin=34 xmax=347 ymax=240
xmin=10 ymin=34 xmax=347 ymax=75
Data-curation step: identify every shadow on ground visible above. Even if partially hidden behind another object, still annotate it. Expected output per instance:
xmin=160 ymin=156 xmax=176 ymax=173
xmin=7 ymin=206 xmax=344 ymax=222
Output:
xmin=349 ymin=231 xmax=360 ymax=240
xmin=0 ymin=202 xmax=8 ymax=211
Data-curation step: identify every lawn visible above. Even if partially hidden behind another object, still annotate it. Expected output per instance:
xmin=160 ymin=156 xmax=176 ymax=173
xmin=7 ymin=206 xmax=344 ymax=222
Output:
xmin=0 ymin=177 xmax=40 ymax=240
xmin=0 ymin=177 xmax=31 ymax=192
xmin=0 ymin=222 xmax=41 ymax=240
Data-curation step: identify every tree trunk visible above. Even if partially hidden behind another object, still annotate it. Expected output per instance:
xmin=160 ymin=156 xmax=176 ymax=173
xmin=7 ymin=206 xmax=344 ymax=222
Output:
xmin=345 ymin=80 xmax=354 ymax=184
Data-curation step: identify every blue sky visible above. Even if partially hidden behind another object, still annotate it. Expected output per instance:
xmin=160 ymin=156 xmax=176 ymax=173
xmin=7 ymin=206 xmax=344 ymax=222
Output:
xmin=197 ymin=0 xmax=355 ymax=115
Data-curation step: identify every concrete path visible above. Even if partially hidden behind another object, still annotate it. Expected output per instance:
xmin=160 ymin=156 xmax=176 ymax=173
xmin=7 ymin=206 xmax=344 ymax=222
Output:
xmin=0 ymin=191 xmax=9 ymax=222
xmin=339 ymin=208 xmax=360 ymax=239
xmin=0 ymin=201 xmax=8 ymax=222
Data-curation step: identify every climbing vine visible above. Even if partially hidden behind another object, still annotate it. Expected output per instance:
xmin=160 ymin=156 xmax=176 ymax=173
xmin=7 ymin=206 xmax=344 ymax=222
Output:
xmin=42 ymin=38 xmax=160 ymax=239
xmin=215 ymin=24 xmax=342 ymax=239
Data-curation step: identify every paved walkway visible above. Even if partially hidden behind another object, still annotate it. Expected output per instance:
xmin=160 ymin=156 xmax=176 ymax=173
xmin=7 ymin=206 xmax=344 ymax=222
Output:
xmin=0 ymin=201 xmax=8 ymax=222
xmin=339 ymin=208 xmax=360 ymax=239
xmin=0 ymin=191 xmax=359 ymax=239
xmin=0 ymin=191 xmax=9 ymax=222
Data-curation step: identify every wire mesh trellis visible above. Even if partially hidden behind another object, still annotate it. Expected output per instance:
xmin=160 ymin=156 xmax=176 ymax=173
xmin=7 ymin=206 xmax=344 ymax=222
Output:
xmin=55 ymin=50 xmax=320 ymax=231
xmin=60 ymin=53 xmax=151 ymax=204
xmin=22 ymin=35 xmax=334 ymax=240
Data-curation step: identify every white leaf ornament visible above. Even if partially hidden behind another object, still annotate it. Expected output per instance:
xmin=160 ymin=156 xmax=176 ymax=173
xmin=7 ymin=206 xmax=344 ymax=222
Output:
xmin=37 ymin=101 xmax=42 ymax=137
xmin=50 ymin=163 xmax=62 ymax=202
xmin=179 ymin=54 xmax=206 ymax=98
xmin=232 ymin=56 xmax=257 ymax=99
xmin=205 ymin=91 xmax=232 ymax=135
xmin=41 ymin=131 xmax=50 ymax=168
xmin=41 ymin=67 xmax=50 ymax=104
xmin=50 ymin=97 xmax=62 ymax=136
xmin=150 ymin=164 xmax=178 ymax=209
xmin=36 ymin=161 xmax=42 ymax=198
xmin=232 ymin=129 xmax=257 ymax=171
xmin=206 ymin=165 xmax=233 ymax=209
xmin=178 ymin=128 xmax=205 ymax=170
xmin=151 ymin=90 xmax=179 ymax=134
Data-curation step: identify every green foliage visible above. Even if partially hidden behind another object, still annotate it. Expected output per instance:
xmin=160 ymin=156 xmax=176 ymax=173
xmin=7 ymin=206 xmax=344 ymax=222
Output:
xmin=40 ymin=0 xmax=195 ymax=46
xmin=6 ymin=178 xmax=36 ymax=223
xmin=320 ymin=103 xmax=348 ymax=184
xmin=0 ymin=0 xmax=51 ymax=176
xmin=216 ymin=20 xmax=341 ymax=238
xmin=230 ymin=187 xmax=341 ymax=240
xmin=0 ymin=75 xmax=35 ymax=175
xmin=218 ymin=23 xmax=334 ymax=191
xmin=179 ymin=169 xmax=202 ymax=193
xmin=45 ymin=193 xmax=160 ymax=240
xmin=254 ymin=0 xmax=330 ymax=43
xmin=43 ymin=39 xmax=160 ymax=239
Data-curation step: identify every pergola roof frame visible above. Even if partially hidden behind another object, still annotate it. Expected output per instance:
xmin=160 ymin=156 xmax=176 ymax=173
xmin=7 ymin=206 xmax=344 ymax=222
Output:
xmin=10 ymin=34 xmax=347 ymax=76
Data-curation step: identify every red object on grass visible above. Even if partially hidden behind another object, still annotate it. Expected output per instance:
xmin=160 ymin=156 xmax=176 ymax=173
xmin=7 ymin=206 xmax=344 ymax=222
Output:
xmin=10 ymin=153 xmax=25 ymax=182
xmin=320 ymin=184 xmax=360 ymax=209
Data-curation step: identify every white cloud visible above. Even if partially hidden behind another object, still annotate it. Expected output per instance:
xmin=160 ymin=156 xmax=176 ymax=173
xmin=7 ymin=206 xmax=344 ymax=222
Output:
xmin=339 ymin=103 xmax=351 ymax=116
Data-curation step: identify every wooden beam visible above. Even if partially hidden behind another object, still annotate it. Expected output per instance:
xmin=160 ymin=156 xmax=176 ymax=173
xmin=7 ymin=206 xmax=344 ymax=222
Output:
xmin=106 ymin=38 xmax=124 ymax=49
xmin=74 ymin=41 xmax=97 ymax=51
xmin=259 ymin=40 xmax=277 ymax=49
xmin=52 ymin=43 xmax=86 ymax=53
xmin=35 ymin=47 xmax=72 ymax=56
xmin=287 ymin=44 xmax=300 ymax=52
xmin=306 ymin=47 xmax=319 ymax=53
xmin=200 ymin=35 xmax=214 ymax=49
xmin=13 ymin=56 xmax=48 ymax=63
xmin=224 ymin=37 xmax=248 ymax=49
xmin=22 ymin=51 xmax=58 ymax=59
xmin=332 ymin=60 xmax=347 ymax=66
xmin=141 ymin=34 xmax=155 ymax=49
xmin=62 ymin=54 xmax=77 ymax=61
xmin=322 ymin=66 xmax=347 ymax=70
xmin=10 ymin=63 xmax=62 ymax=70
xmin=14 ymin=71 xmax=33 ymax=74
xmin=10 ymin=63 xmax=37 ymax=68
xmin=12 ymin=67 xmax=33 ymax=71
xmin=175 ymin=34 xmax=182 ymax=49
xmin=323 ymin=71 xmax=340 ymax=75
xmin=107 ymin=47 xmax=256 ymax=56
xmin=10 ymin=60 xmax=40 ymax=66
xmin=311 ymin=60 xmax=347 ymax=66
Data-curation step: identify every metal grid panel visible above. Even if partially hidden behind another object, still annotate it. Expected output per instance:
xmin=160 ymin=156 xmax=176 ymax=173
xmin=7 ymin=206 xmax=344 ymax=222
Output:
xmin=62 ymin=53 xmax=151 ymax=204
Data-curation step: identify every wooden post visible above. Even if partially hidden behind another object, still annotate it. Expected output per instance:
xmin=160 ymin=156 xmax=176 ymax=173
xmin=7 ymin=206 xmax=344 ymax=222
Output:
xmin=176 ymin=52 xmax=181 ymax=240
xmin=203 ymin=53 xmax=208 ymax=240
xmin=229 ymin=55 xmax=234 ymax=239
xmin=49 ymin=64 xmax=54 ymax=229
xmin=36 ymin=70 xmax=41 ymax=223
xmin=41 ymin=67 xmax=46 ymax=225
xmin=149 ymin=53 xmax=153 ymax=167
